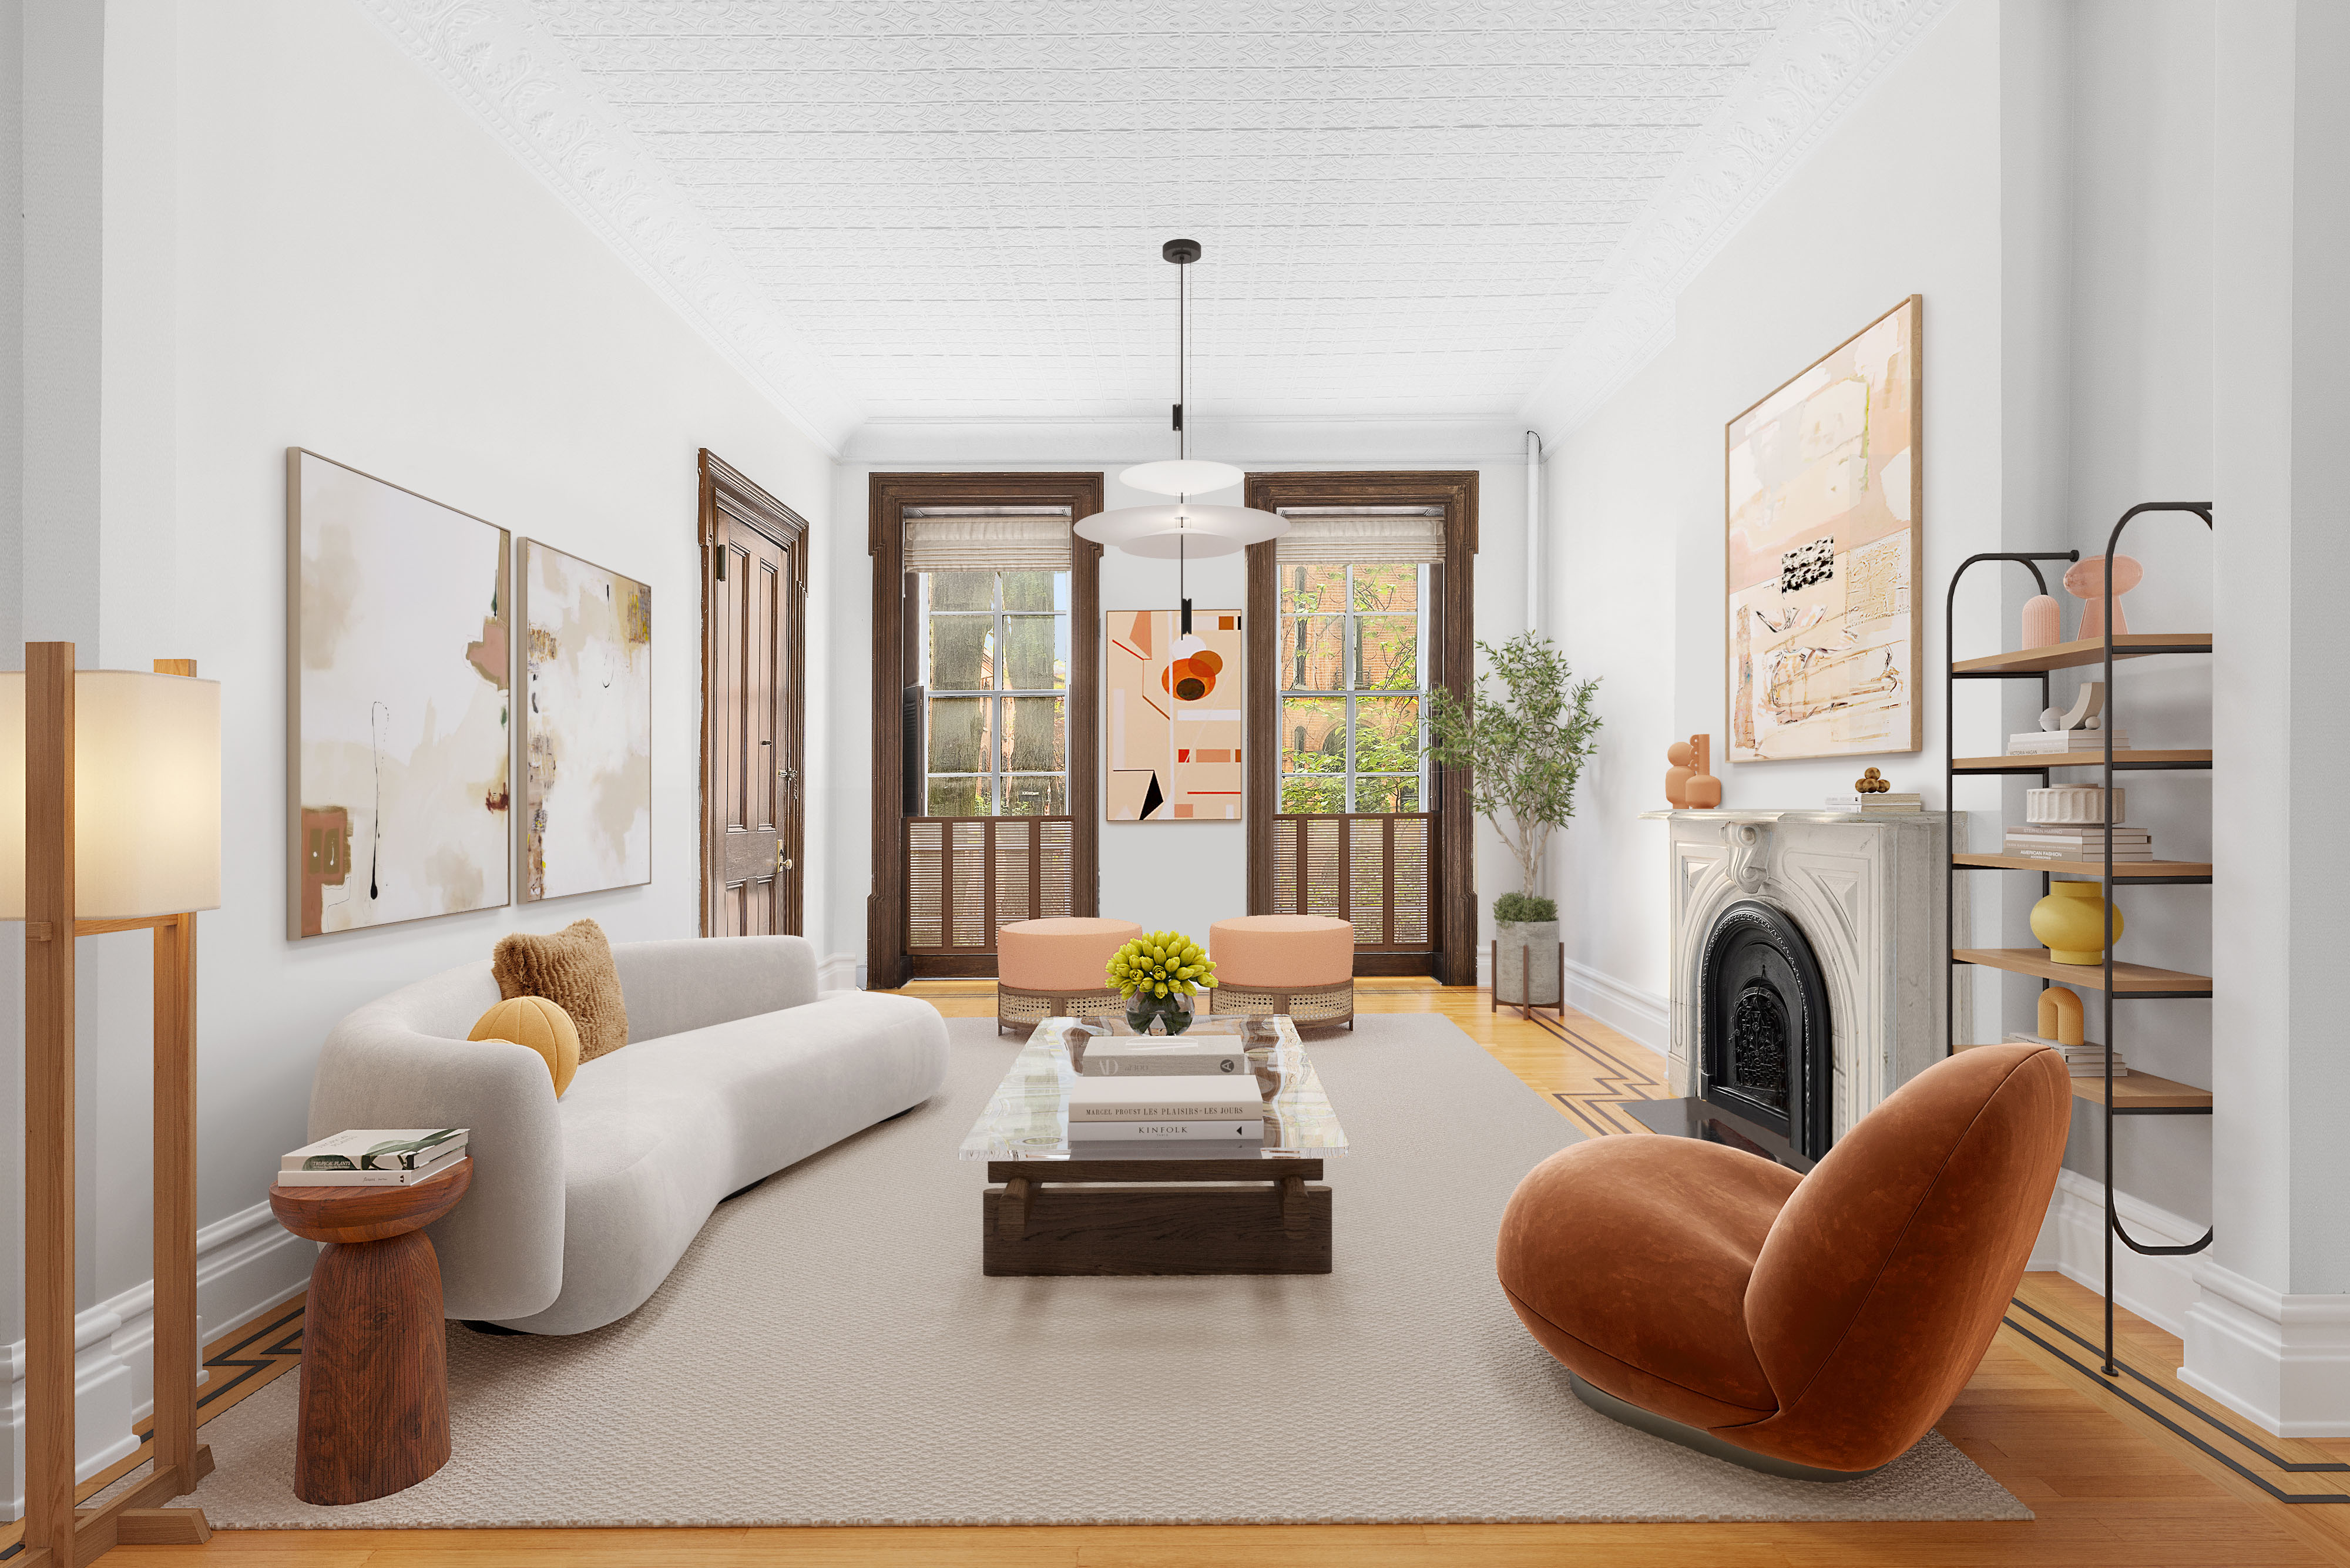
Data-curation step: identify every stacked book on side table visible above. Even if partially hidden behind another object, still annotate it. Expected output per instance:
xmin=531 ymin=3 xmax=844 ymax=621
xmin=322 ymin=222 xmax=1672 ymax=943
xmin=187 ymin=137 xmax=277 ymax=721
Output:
xmin=278 ymin=1127 xmax=470 ymax=1186
xmin=1067 ymin=1039 xmax=1264 ymax=1144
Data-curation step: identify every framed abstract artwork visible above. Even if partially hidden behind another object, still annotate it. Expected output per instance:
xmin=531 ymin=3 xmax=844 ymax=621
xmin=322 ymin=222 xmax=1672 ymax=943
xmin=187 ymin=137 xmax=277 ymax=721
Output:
xmin=1725 ymin=295 xmax=1922 ymax=762
xmin=287 ymin=449 xmax=511 ymax=938
xmin=522 ymin=540 xmax=653 ymax=901
xmin=1106 ymin=609 xmax=1244 ymax=820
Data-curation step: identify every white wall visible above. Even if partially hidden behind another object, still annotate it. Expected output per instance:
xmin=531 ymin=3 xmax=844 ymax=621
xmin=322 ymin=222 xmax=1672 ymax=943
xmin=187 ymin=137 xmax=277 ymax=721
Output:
xmin=1545 ymin=0 xmax=2006 ymax=1042
xmin=826 ymin=447 xmax=1530 ymax=979
xmin=8 ymin=0 xmax=836 ymax=1500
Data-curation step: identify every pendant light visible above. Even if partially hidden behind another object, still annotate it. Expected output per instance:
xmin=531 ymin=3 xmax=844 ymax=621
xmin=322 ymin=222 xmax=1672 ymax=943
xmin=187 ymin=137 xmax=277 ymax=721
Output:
xmin=1075 ymin=239 xmax=1287 ymax=642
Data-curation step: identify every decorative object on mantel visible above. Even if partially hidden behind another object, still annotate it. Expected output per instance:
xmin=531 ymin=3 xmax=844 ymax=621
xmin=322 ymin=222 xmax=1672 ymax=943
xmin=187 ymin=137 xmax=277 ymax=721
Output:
xmin=1725 ymin=295 xmax=1922 ymax=763
xmin=1109 ymin=929 xmax=1217 ymax=1035
xmin=2063 ymin=553 xmax=2143 ymax=639
xmin=2030 ymin=881 xmax=2124 ymax=965
xmin=4 ymin=643 xmax=223 ymax=1560
xmin=1664 ymin=738 xmax=1695 ymax=808
xmin=2037 ymin=985 xmax=2086 ymax=1047
xmin=1683 ymin=734 xmax=1721 ymax=808
xmin=2025 ymin=785 xmax=2125 ymax=824
xmin=1825 ymin=766 xmax=1922 ymax=814
xmin=2020 ymin=592 xmax=2062 ymax=649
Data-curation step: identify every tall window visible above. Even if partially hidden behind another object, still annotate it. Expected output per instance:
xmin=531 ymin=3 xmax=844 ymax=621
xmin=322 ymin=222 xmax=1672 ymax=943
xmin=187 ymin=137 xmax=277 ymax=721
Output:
xmin=1277 ymin=562 xmax=1430 ymax=813
xmin=917 ymin=568 xmax=1070 ymax=815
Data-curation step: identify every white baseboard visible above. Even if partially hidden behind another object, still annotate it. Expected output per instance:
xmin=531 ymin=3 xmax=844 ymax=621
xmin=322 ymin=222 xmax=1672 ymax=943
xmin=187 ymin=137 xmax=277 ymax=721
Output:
xmin=4 ymin=1197 xmax=314 ymax=1519
xmin=816 ymin=952 xmax=860 ymax=993
xmin=2027 ymin=1167 xmax=2207 ymax=1340
xmin=1558 ymin=957 xmax=1668 ymax=1052
xmin=2181 ymin=1260 xmax=2350 ymax=1438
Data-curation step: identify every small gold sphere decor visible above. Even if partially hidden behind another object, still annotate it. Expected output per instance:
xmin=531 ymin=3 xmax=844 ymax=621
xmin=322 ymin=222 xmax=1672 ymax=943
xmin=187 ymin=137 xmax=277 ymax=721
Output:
xmin=1854 ymin=767 xmax=1892 ymax=795
xmin=1107 ymin=929 xmax=1218 ymax=1034
xmin=2030 ymin=881 xmax=2124 ymax=966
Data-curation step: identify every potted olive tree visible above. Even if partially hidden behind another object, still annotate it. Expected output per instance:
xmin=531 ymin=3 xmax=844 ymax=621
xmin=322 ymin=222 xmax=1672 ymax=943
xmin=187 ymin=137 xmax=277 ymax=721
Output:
xmin=1424 ymin=632 xmax=1601 ymax=1008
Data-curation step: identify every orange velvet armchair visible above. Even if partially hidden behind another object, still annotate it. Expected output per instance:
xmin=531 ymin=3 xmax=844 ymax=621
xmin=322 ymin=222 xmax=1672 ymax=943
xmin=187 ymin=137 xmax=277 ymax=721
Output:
xmin=1496 ymin=1043 xmax=2070 ymax=1479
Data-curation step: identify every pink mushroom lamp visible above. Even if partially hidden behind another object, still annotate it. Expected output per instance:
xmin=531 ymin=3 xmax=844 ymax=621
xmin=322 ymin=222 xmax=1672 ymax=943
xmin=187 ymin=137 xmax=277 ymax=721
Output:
xmin=2063 ymin=553 xmax=2143 ymax=640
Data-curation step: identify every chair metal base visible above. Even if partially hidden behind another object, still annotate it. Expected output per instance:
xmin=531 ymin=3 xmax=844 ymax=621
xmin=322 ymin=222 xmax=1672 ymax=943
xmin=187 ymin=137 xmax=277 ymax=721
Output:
xmin=1567 ymin=1372 xmax=1886 ymax=1483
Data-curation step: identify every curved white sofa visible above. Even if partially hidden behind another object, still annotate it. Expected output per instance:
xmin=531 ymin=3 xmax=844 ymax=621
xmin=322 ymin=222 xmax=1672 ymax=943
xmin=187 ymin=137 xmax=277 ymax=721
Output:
xmin=310 ymin=935 xmax=948 ymax=1335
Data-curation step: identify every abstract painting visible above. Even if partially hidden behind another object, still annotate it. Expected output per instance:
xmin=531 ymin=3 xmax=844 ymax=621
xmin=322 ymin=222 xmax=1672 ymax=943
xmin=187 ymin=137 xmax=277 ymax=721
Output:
xmin=522 ymin=540 xmax=652 ymax=900
xmin=1107 ymin=609 xmax=1244 ymax=820
xmin=1725 ymin=295 xmax=1922 ymax=762
xmin=289 ymin=449 xmax=510 ymax=938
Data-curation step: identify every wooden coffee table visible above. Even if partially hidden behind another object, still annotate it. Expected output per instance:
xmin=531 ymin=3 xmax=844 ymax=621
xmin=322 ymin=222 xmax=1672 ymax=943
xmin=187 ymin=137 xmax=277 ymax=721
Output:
xmin=268 ymin=1161 xmax=470 ymax=1505
xmin=960 ymin=1015 xmax=1344 ymax=1276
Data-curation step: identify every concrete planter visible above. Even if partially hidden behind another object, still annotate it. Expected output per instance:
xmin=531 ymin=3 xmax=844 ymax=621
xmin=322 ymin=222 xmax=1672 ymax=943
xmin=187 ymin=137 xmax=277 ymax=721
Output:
xmin=1493 ymin=919 xmax=1562 ymax=1007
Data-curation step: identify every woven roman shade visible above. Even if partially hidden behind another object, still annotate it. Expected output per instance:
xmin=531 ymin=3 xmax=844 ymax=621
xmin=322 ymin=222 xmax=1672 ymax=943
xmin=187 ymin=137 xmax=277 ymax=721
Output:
xmin=1273 ymin=511 xmax=1445 ymax=565
xmin=904 ymin=511 xmax=1073 ymax=572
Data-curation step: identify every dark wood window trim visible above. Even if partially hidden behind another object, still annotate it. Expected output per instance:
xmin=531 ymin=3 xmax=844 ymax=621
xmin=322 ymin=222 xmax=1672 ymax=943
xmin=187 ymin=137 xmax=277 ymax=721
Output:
xmin=868 ymin=472 xmax=1105 ymax=989
xmin=1243 ymin=471 xmax=1479 ymax=986
xmin=698 ymin=449 xmax=810 ymax=937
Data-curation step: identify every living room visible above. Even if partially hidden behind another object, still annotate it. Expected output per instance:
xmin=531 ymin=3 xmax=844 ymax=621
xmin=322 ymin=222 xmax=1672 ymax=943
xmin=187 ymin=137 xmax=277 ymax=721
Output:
xmin=4 ymin=0 xmax=2345 ymax=1563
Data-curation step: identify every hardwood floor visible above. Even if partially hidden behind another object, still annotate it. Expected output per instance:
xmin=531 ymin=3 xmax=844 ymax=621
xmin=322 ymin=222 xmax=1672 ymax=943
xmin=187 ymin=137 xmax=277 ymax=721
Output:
xmin=78 ymin=981 xmax=2348 ymax=1566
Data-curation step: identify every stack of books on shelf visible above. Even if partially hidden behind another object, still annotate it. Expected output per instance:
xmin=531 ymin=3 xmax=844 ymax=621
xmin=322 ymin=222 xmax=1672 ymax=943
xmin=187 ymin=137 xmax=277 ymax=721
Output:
xmin=1823 ymin=792 xmax=1923 ymax=814
xmin=278 ymin=1127 xmax=469 ymax=1186
xmin=2007 ymin=1033 xmax=2129 ymax=1077
xmin=1066 ymin=1074 xmax=1265 ymax=1142
xmin=2007 ymin=729 xmax=2130 ymax=755
xmin=2003 ymin=824 xmax=2153 ymax=861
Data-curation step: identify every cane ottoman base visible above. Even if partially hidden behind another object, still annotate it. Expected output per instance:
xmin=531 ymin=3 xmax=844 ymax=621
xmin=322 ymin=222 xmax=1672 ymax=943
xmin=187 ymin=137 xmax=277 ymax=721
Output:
xmin=1210 ymin=978 xmax=1355 ymax=1031
xmin=996 ymin=983 xmax=1125 ymax=1036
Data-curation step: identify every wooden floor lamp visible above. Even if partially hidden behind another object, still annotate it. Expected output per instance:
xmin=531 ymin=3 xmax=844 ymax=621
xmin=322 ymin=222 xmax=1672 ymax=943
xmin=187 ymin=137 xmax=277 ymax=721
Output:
xmin=6 ymin=642 xmax=222 ymax=1565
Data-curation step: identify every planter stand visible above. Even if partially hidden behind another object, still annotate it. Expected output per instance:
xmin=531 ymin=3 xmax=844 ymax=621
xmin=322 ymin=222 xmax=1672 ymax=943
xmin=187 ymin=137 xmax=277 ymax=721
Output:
xmin=1492 ymin=938 xmax=1567 ymax=1022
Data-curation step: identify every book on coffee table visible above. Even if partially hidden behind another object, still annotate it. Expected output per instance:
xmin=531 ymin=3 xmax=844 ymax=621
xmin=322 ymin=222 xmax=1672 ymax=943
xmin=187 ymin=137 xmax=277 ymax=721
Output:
xmin=1066 ymin=1075 xmax=1263 ymax=1120
xmin=1065 ymin=1119 xmax=1265 ymax=1142
xmin=1077 ymin=1042 xmax=1250 ymax=1077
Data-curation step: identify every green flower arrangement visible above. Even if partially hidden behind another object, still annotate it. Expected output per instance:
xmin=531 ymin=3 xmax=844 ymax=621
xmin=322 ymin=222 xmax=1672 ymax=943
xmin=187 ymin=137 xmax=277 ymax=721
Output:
xmin=1108 ymin=930 xmax=1218 ymax=999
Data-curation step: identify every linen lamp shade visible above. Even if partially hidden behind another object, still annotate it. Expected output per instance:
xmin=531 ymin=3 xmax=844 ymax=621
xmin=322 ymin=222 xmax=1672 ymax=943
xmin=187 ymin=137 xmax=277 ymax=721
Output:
xmin=1 ymin=669 xmax=223 ymax=921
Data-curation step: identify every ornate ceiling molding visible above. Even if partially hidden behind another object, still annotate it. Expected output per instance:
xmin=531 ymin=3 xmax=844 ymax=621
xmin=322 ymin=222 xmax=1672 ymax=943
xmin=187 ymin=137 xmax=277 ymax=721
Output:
xmin=1518 ymin=0 xmax=1956 ymax=442
xmin=356 ymin=0 xmax=865 ymax=455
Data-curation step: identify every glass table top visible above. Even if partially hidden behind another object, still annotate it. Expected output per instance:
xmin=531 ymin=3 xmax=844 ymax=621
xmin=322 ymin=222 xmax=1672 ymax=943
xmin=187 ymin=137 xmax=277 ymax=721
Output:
xmin=958 ymin=1013 xmax=1349 ymax=1161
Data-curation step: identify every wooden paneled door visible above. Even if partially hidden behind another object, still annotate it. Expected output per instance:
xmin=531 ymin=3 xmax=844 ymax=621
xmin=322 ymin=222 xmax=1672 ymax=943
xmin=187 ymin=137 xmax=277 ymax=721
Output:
xmin=700 ymin=451 xmax=808 ymax=938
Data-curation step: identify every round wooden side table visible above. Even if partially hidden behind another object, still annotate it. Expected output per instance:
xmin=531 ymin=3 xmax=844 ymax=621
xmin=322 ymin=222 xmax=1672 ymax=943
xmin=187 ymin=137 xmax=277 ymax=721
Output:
xmin=268 ymin=1161 xmax=471 ymax=1505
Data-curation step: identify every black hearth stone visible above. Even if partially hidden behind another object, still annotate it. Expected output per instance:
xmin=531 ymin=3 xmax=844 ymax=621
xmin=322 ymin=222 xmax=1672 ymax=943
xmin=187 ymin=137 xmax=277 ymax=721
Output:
xmin=1622 ymin=1096 xmax=1816 ymax=1175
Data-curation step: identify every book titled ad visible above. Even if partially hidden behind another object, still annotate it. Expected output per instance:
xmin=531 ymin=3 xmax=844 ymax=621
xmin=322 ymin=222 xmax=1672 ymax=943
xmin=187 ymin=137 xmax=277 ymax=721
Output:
xmin=1079 ymin=1046 xmax=1250 ymax=1077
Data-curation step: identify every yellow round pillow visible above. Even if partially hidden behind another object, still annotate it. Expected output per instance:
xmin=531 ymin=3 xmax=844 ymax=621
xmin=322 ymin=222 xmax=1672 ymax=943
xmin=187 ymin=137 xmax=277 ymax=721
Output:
xmin=469 ymin=995 xmax=581 ymax=1098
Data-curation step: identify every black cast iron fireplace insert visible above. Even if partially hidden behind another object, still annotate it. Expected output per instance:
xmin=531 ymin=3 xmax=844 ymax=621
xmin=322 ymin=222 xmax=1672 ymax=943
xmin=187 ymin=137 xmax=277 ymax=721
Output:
xmin=1698 ymin=899 xmax=1833 ymax=1161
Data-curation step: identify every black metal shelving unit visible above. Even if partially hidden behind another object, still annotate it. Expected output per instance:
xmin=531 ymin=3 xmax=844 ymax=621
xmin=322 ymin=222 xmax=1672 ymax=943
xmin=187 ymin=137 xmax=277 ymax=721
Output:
xmin=1942 ymin=503 xmax=2215 ymax=1374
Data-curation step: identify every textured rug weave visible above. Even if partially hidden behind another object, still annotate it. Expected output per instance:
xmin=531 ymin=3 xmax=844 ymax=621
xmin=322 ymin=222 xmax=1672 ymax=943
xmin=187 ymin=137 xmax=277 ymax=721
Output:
xmin=157 ymin=1014 xmax=2026 ymax=1526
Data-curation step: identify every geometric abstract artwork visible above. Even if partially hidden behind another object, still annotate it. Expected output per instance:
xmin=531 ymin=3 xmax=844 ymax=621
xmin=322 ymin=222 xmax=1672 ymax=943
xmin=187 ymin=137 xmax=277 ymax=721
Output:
xmin=1106 ymin=609 xmax=1244 ymax=820
xmin=522 ymin=540 xmax=653 ymax=900
xmin=288 ymin=449 xmax=511 ymax=937
xmin=1725 ymin=295 xmax=1922 ymax=761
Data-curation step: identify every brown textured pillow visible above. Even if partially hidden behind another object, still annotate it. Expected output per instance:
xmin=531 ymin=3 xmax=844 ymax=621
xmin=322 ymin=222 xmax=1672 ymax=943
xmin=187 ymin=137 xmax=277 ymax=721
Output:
xmin=493 ymin=918 xmax=629 ymax=1063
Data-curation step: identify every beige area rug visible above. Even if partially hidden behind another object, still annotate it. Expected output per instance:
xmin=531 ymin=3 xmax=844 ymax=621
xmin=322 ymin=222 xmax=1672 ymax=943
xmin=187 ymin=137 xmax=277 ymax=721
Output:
xmin=154 ymin=1015 xmax=2027 ymax=1526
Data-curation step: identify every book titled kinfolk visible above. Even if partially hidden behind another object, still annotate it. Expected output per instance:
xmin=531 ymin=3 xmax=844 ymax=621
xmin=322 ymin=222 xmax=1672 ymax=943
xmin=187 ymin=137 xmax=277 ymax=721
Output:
xmin=1066 ymin=1118 xmax=1266 ymax=1141
xmin=1078 ymin=1044 xmax=1249 ymax=1077
xmin=275 ymin=1147 xmax=471 ymax=1187
xmin=1066 ymin=1075 xmax=1263 ymax=1121
xmin=283 ymin=1127 xmax=469 ymax=1173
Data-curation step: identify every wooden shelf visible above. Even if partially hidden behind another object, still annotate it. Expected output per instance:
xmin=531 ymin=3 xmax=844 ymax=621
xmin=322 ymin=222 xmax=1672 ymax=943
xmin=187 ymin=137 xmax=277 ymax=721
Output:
xmin=1953 ymin=948 xmax=2212 ymax=993
xmin=1952 ymin=853 xmax=2212 ymax=879
xmin=1959 ymin=1046 xmax=2212 ymax=1109
xmin=1952 ymin=748 xmax=2212 ymax=773
xmin=1952 ymin=633 xmax=2212 ymax=676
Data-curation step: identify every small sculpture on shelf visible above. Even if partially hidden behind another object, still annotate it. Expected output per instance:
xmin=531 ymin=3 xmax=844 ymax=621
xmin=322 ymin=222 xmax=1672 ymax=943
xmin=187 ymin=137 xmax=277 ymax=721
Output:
xmin=2020 ymin=592 xmax=2062 ymax=649
xmin=2039 ymin=680 xmax=2107 ymax=734
xmin=2037 ymin=986 xmax=2085 ymax=1047
xmin=2063 ymin=554 xmax=2143 ymax=639
xmin=1684 ymin=734 xmax=1720 ymax=809
xmin=1854 ymin=767 xmax=1892 ymax=794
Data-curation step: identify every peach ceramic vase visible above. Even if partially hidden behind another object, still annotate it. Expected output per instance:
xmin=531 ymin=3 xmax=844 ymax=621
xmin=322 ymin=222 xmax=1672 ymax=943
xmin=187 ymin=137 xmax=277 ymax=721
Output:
xmin=2064 ymin=555 xmax=2143 ymax=640
xmin=1684 ymin=735 xmax=1722 ymax=809
xmin=1665 ymin=741 xmax=1694 ymax=808
xmin=2030 ymin=881 xmax=2124 ymax=966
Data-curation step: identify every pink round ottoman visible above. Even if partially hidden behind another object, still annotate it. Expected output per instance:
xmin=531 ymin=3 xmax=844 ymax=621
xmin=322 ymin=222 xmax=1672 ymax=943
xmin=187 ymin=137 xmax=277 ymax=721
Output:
xmin=1207 ymin=915 xmax=1356 ymax=1030
xmin=996 ymin=917 xmax=1145 ymax=1035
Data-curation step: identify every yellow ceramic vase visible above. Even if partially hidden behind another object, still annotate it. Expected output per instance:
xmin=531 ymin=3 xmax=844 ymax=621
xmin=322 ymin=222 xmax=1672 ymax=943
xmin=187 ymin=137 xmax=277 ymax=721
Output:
xmin=2030 ymin=881 xmax=2124 ymax=966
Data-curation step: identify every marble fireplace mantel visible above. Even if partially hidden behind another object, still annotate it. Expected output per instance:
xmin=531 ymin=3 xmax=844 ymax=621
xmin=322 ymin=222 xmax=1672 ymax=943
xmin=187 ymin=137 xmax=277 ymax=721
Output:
xmin=1637 ymin=808 xmax=1970 ymax=1145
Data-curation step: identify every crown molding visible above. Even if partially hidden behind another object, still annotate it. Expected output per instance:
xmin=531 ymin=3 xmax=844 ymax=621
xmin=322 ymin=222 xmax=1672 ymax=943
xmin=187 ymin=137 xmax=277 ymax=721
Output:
xmin=355 ymin=0 xmax=865 ymax=456
xmin=1518 ymin=0 xmax=1958 ymax=444
xmin=843 ymin=415 xmax=1531 ymax=469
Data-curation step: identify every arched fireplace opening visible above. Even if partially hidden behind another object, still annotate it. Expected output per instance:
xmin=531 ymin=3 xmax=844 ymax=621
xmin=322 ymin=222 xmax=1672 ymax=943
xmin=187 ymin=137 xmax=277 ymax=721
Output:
xmin=1698 ymin=899 xmax=1833 ymax=1161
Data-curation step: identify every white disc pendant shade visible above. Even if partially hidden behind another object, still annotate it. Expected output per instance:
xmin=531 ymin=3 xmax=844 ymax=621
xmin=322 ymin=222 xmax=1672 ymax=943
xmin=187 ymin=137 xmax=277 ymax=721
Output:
xmin=0 ymin=669 xmax=223 ymax=920
xmin=1074 ymin=502 xmax=1288 ymax=558
xmin=1119 ymin=458 xmax=1247 ymax=498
